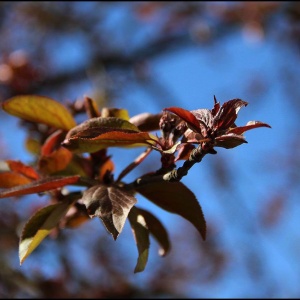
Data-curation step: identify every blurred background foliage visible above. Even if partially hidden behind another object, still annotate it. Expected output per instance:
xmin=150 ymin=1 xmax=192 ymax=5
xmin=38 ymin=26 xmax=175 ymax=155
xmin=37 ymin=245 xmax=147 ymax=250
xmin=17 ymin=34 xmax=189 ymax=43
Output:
xmin=0 ymin=1 xmax=300 ymax=298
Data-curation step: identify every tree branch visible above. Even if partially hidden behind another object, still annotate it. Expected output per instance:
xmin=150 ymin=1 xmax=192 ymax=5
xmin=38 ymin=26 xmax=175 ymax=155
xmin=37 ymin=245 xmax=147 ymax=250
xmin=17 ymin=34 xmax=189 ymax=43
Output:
xmin=126 ymin=143 xmax=215 ymax=190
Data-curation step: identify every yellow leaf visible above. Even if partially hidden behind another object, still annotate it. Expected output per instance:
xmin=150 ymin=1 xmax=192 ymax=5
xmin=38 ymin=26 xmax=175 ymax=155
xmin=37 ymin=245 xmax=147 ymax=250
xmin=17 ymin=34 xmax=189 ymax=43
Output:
xmin=101 ymin=107 xmax=130 ymax=120
xmin=19 ymin=202 xmax=71 ymax=264
xmin=2 ymin=95 xmax=76 ymax=131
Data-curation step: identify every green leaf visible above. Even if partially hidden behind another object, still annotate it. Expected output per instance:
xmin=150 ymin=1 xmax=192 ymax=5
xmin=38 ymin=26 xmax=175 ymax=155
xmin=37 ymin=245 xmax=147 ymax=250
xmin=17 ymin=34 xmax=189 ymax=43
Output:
xmin=0 ymin=175 xmax=80 ymax=199
xmin=136 ymin=181 xmax=206 ymax=240
xmin=2 ymin=95 xmax=76 ymax=131
xmin=19 ymin=201 xmax=71 ymax=264
xmin=81 ymin=184 xmax=137 ymax=240
xmin=128 ymin=206 xmax=150 ymax=273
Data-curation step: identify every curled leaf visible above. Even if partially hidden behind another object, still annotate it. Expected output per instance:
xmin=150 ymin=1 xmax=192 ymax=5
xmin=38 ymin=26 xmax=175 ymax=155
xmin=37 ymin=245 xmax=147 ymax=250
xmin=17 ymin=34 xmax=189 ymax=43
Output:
xmin=213 ymin=99 xmax=248 ymax=131
xmin=228 ymin=121 xmax=272 ymax=135
xmin=164 ymin=107 xmax=202 ymax=133
xmin=128 ymin=206 xmax=150 ymax=273
xmin=134 ymin=206 xmax=170 ymax=256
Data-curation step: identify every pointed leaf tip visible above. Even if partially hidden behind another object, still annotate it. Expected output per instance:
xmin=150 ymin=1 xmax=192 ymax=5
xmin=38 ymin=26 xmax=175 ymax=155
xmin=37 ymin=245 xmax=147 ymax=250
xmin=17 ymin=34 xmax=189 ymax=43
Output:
xmin=81 ymin=185 xmax=137 ymax=240
xmin=136 ymin=181 xmax=206 ymax=240
xmin=19 ymin=202 xmax=71 ymax=264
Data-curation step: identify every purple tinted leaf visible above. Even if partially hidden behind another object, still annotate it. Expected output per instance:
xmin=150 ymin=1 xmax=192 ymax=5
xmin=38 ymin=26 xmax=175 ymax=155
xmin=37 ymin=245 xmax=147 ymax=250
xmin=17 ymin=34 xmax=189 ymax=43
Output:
xmin=81 ymin=184 xmax=137 ymax=240
xmin=129 ymin=112 xmax=162 ymax=132
xmin=164 ymin=107 xmax=202 ymax=134
xmin=228 ymin=121 xmax=271 ymax=135
xmin=136 ymin=181 xmax=206 ymax=240
xmin=190 ymin=109 xmax=213 ymax=129
xmin=213 ymin=99 xmax=248 ymax=131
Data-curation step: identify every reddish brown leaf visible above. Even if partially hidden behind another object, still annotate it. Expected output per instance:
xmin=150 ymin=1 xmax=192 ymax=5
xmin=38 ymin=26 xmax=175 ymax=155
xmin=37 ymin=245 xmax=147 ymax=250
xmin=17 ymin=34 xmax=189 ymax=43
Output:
xmin=41 ymin=130 xmax=65 ymax=156
xmin=136 ymin=181 xmax=206 ymax=240
xmin=39 ymin=130 xmax=73 ymax=174
xmin=0 ymin=172 xmax=32 ymax=188
xmin=175 ymin=143 xmax=195 ymax=161
xmin=191 ymin=109 xmax=213 ymax=129
xmin=129 ymin=112 xmax=162 ymax=132
xmin=0 ymin=175 xmax=80 ymax=199
xmin=81 ymin=184 xmax=137 ymax=240
xmin=6 ymin=160 xmax=39 ymax=180
xmin=65 ymin=116 xmax=140 ymax=141
xmin=227 ymin=121 xmax=271 ymax=135
xmin=213 ymin=99 xmax=248 ymax=131
xmin=98 ymin=158 xmax=115 ymax=182
xmin=63 ymin=130 xmax=157 ymax=153
xmin=164 ymin=107 xmax=202 ymax=134
xmin=38 ymin=147 xmax=73 ymax=175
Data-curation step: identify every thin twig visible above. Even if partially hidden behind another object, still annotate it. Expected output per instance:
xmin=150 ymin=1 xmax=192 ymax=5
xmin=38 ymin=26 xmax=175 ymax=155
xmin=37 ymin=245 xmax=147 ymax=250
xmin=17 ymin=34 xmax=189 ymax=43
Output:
xmin=116 ymin=147 xmax=152 ymax=182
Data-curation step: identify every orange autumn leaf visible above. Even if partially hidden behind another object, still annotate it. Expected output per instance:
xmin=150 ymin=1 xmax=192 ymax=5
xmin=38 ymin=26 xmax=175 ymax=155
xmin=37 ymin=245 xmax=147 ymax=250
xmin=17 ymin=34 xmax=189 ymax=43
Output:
xmin=0 ymin=175 xmax=80 ymax=199
xmin=6 ymin=160 xmax=39 ymax=180
xmin=0 ymin=172 xmax=32 ymax=188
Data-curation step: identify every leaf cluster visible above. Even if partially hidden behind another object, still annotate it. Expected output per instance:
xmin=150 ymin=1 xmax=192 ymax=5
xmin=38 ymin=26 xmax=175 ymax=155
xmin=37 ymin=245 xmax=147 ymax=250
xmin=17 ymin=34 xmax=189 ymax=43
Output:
xmin=0 ymin=95 xmax=270 ymax=272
